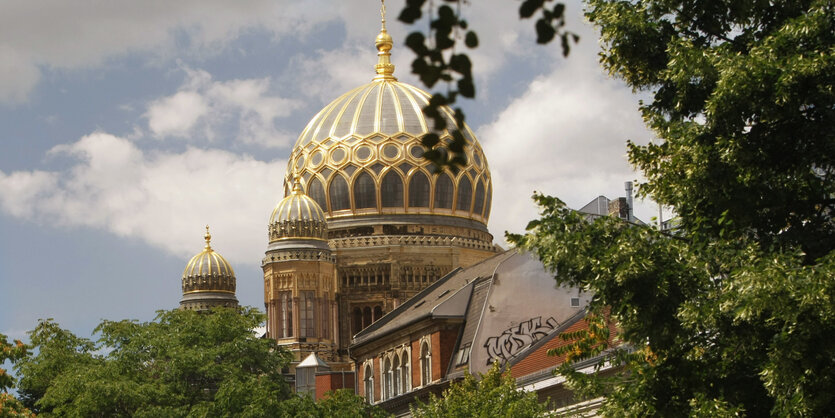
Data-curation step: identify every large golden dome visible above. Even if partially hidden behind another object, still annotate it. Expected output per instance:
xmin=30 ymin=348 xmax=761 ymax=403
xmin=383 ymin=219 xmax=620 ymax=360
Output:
xmin=283 ymin=19 xmax=491 ymax=230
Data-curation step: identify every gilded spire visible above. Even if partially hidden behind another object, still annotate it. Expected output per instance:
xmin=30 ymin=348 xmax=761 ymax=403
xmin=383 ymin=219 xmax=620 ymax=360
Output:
xmin=292 ymin=172 xmax=303 ymax=194
xmin=204 ymin=225 xmax=212 ymax=250
xmin=374 ymin=0 xmax=396 ymax=81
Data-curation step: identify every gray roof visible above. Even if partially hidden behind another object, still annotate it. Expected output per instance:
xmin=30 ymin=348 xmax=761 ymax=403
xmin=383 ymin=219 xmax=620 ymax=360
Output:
xmin=351 ymin=250 xmax=516 ymax=347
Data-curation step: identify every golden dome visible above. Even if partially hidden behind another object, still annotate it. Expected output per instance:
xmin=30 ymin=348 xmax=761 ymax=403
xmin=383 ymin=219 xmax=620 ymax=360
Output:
xmin=181 ymin=226 xmax=237 ymax=304
xmin=269 ymin=178 xmax=328 ymax=242
xmin=283 ymin=6 xmax=491 ymax=227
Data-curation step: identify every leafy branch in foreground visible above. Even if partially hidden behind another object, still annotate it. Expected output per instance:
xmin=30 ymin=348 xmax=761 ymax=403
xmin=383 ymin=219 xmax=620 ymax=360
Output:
xmin=399 ymin=0 xmax=577 ymax=173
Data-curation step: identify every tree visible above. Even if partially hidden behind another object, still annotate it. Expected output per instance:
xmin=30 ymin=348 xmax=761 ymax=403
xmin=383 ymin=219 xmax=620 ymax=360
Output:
xmin=13 ymin=307 xmax=381 ymax=417
xmin=410 ymin=363 xmax=547 ymax=418
xmin=402 ymin=0 xmax=834 ymax=416
xmin=0 ymin=334 xmax=33 ymax=417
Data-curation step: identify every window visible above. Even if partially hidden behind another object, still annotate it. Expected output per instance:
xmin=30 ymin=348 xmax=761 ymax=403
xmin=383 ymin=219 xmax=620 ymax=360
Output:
xmin=392 ymin=354 xmax=401 ymax=397
xmin=307 ymin=177 xmax=327 ymax=211
xmin=381 ymin=171 xmax=404 ymax=207
xmin=400 ymin=350 xmax=410 ymax=393
xmin=434 ymin=173 xmax=454 ymax=209
xmin=408 ymin=171 xmax=430 ymax=207
xmin=364 ymin=364 xmax=374 ymax=403
xmin=321 ymin=296 xmax=330 ymax=339
xmin=456 ymin=176 xmax=472 ymax=212
xmin=353 ymin=307 xmax=363 ymax=335
xmin=353 ymin=172 xmax=377 ymax=209
xmin=420 ymin=342 xmax=431 ymax=386
xmin=328 ymin=175 xmax=350 ymax=211
xmin=383 ymin=358 xmax=392 ymax=400
xmin=299 ymin=291 xmax=315 ymax=338
xmin=278 ymin=291 xmax=292 ymax=338
xmin=473 ymin=179 xmax=485 ymax=215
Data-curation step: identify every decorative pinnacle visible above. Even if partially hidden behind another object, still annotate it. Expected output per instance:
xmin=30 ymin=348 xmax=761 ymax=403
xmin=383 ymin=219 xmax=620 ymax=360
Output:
xmin=374 ymin=0 xmax=396 ymax=81
xmin=204 ymin=225 xmax=212 ymax=249
xmin=292 ymin=172 xmax=303 ymax=194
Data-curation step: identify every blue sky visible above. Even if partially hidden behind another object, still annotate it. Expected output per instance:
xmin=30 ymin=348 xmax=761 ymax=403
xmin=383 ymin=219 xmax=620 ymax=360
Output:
xmin=0 ymin=0 xmax=663 ymax=342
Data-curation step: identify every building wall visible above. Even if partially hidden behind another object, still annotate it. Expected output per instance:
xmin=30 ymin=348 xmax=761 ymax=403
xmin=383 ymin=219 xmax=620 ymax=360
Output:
xmin=315 ymin=371 xmax=355 ymax=400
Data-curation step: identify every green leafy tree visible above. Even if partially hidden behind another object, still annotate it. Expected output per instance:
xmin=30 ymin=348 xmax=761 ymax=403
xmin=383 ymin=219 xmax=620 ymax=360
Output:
xmin=410 ymin=363 xmax=547 ymax=418
xmin=402 ymin=0 xmax=834 ymax=416
xmin=14 ymin=307 xmax=382 ymax=417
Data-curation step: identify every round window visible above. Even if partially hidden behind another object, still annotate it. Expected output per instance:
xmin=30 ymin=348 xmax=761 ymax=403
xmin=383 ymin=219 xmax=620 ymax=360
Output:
xmin=355 ymin=146 xmax=372 ymax=161
xmin=383 ymin=144 xmax=400 ymax=159
xmin=409 ymin=145 xmax=425 ymax=159
xmin=310 ymin=151 xmax=323 ymax=167
xmin=331 ymin=148 xmax=346 ymax=164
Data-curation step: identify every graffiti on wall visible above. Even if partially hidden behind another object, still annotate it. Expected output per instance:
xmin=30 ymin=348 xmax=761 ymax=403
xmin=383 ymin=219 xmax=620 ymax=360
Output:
xmin=484 ymin=316 xmax=559 ymax=364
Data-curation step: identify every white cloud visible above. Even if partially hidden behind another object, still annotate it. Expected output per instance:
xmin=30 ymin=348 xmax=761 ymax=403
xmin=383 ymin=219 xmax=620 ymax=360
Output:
xmin=146 ymin=68 xmax=298 ymax=147
xmin=147 ymin=91 xmax=209 ymax=137
xmin=0 ymin=132 xmax=287 ymax=264
xmin=479 ymin=43 xmax=655 ymax=242
xmin=0 ymin=0 xmax=339 ymax=104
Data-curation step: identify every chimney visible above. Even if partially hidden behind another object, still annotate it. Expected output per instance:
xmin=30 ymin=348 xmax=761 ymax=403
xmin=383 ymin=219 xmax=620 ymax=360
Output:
xmin=625 ymin=181 xmax=634 ymax=222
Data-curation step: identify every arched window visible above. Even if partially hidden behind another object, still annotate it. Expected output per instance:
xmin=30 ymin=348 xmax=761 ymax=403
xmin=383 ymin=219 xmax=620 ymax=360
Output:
xmin=434 ymin=173 xmax=454 ymax=209
xmin=408 ymin=171 xmax=430 ymax=207
xmin=473 ymin=179 xmax=485 ymax=215
xmin=456 ymin=176 xmax=472 ymax=212
xmin=484 ymin=183 xmax=492 ymax=218
xmin=329 ymin=175 xmax=350 ymax=211
xmin=381 ymin=171 xmax=404 ymax=208
xmin=307 ymin=177 xmax=327 ymax=211
xmin=353 ymin=307 xmax=362 ymax=335
xmin=420 ymin=342 xmax=431 ymax=386
xmin=353 ymin=171 xmax=377 ymax=209
xmin=373 ymin=305 xmax=383 ymax=323
xmin=383 ymin=357 xmax=392 ymax=400
xmin=363 ymin=307 xmax=372 ymax=329
xmin=392 ymin=354 xmax=401 ymax=397
xmin=364 ymin=364 xmax=374 ymax=403
xmin=400 ymin=350 xmax=410 ymax=393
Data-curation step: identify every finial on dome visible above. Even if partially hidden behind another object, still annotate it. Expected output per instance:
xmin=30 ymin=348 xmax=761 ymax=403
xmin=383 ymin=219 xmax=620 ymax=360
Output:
xmin=374 ymin=0 xmax=396 ymax=81
xmin=291 ymin=172 xmax=303 ymax=194
xmin=204 ymin=225 xmax=212 ymax=249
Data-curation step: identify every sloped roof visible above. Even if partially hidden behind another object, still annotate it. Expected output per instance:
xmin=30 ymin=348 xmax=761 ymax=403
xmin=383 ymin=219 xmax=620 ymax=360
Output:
xmin=351 ymin=250 xmax=516 ymax=347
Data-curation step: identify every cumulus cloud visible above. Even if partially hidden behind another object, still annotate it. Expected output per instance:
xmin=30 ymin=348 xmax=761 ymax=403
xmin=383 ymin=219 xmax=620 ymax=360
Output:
xmin=479 ymin=41 xmax=656 ymax=241
xmin=0 ymin=132 xmax=287 ymax=264
xmin=146 ymin=68 xmax=298 ymax=147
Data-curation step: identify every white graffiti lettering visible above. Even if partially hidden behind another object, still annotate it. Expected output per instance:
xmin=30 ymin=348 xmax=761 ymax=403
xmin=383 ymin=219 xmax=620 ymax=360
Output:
xmin=484 ymin=316 xmax=558 ymax=364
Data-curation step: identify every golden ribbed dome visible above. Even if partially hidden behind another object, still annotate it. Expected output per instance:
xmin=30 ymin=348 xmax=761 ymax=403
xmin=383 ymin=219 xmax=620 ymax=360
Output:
xmin=269 ymin=178 xmax=328 ymax=242
xmin=181 ymin=226 xmax=236 ymax=297
xmin=283 ymin=12 xmax=491 ymax=227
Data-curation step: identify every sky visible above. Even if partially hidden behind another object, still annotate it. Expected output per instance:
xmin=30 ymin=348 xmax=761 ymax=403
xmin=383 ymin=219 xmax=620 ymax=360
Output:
xmin=0 ymin=0 xmax=666 ymax=343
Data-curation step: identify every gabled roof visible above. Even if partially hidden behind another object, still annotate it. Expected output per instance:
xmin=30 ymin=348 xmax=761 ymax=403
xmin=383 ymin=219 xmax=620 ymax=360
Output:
xmin=351 ymin=250 xmax=516 ymax=347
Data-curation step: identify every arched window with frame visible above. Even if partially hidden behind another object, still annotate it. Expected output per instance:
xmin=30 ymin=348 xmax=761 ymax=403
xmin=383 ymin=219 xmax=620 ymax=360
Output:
xmin=381 ymin=171 xmax=404 ymax=208
xmin=353 ymin=171 xmax=377 ymax=209
xmin=364 ymin=363 xmax=374 ymax=403
xmin=433 ymin=173 xmax=454 ymax=209
xmin=307 ymin=176 xmax=327 ymax=211
xmin=400 ymin=349 xmax=410 ymax=394
xmin=456 ymin=175 xmax=472 ymax=212
xmin=408 ymin=171 xmax=430 ymax=207
xmin=420 ymin=341 xmax=431 ymax=386
xmin=392 ymin=354 xmax=401 ymax=397
xmin=383 ymin=357 xmax=392 ymax=400
xmin=328 ymin=175 xmax=350 ymax=211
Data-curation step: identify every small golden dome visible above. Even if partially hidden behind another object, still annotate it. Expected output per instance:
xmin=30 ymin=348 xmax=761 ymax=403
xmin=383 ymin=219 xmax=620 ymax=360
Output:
xmin=181 ymin=226 xmax=237 ymax=295
xmin=269 ymin=178 xmax=328 ymax=242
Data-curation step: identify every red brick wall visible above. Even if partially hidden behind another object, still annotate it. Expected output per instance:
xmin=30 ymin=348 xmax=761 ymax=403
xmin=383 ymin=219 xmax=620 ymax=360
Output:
xmin=315 ymin=371 xmax=355 ymax=400
xmin=438 ymin=329 xmax=458 ymax=379
xmin=411 ymin=339 xmax=421 ymax=387
xmin=374 ymin=356 xmax=382 ymax=401
xmin=510 ymin=315 xmax=618 ymax=379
